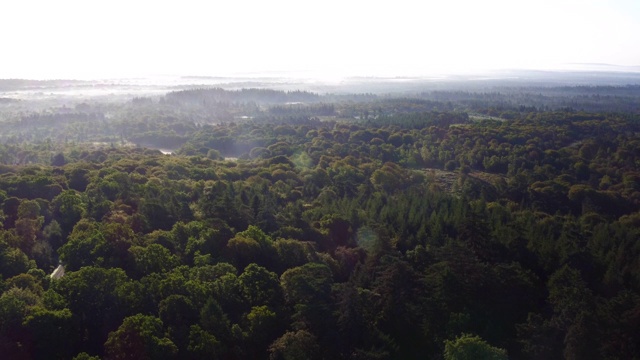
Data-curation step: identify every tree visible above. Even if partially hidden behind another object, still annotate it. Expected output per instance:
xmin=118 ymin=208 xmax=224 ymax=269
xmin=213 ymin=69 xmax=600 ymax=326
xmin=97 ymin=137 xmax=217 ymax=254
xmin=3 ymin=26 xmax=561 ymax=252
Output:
xmin=104 ymin=314 xmax=177 ymax=360
xmin=547 ymin=265 xmax=598 ymax=360
xmin=53 ymin=266 xmax=132 ymax=354
xmin=280 ymin=263 xmax=333 ymax=305
xmin=238 ymin=263 xmax=281 ymax=307
xmin=129 ymin=244 xmax=179 ymax=278
xmin=318 ymin=215 xmax=353 ymax=251
xmin=5 ymin=273 xmax=44 ymax=295
xmin=199 ymin=298 xmax=231 ymax=342
xmin=52 ymin=190 xmax=85 ymax=235
xmin=238 ymin=305 xmax=282 ymax=358
xmin=15 ymin=199 xmax=44 ymax=254
xmin=58 ymin=228 xmax=110 ymax=271
xmin=0 ymin=235 xmax=35 ymax=278
xmin=187 ymin=324 xmax=219 ymax=359
xmin=444 ymin=334 xmax=508 ymax=360
xmin=22 ymin=307 xmax=76 ymax=360
xmin=280 ymin=263 xmax=334 ymax=335
xmin=268 ymin=330 xmax=320 ymax=360
xmin=158 ymin=295 xmax=198 ymax=355
xmin=51 ymin=152 xmax=66 ymax=167
xmin=273 ymin=239 xmax=314 ymax=273
xmin=0 ymin=287 xmax=39 ymax=358
xmin=67 ymin=166 xmax=91 ymax=192
xmin=42 ymin=220 xmax=65 ymax=251
xmin=211 ymin=273 xmax=246 ymax=323
xmin=225 ymin=235 xmax=261 ymax=270
xmin=72 ymin=353 xmax=100 ymax=360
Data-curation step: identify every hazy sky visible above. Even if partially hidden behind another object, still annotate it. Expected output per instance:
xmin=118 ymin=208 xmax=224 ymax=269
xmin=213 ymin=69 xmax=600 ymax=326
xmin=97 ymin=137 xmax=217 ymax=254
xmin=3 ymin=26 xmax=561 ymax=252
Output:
xmin=2 ymin=0 xmax=639 ymax=79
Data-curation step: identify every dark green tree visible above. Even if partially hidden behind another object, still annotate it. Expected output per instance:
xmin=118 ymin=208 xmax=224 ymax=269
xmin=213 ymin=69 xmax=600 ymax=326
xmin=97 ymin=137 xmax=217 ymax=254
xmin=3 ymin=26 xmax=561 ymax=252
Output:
xmin=104 ymin=314 xmax=177 ymax=360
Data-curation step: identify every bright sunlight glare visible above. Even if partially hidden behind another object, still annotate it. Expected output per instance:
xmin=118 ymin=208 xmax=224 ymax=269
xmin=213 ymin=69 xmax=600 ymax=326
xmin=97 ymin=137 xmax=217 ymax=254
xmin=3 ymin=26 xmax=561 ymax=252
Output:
xmin=1 ymin=0 xmax=639 ymax=79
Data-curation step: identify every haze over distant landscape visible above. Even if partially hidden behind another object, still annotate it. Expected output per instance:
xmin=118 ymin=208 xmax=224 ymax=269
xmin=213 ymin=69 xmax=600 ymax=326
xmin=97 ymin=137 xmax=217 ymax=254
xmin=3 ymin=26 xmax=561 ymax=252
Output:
xmin=2 ymin=0 xmax=639 ymax=80
xmin=5 ymin=2 xmax=640 ymax=360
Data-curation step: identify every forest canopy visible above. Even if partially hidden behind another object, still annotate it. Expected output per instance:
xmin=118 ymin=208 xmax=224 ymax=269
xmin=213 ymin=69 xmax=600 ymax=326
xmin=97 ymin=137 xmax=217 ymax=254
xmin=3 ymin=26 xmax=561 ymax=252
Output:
xmin=1 ymin=83 xmax=640 ymax=359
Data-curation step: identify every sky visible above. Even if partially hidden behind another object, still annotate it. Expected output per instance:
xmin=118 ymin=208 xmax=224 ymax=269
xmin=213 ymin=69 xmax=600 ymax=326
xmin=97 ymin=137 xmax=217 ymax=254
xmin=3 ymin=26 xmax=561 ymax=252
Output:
xmin=1 ymin=0 xmax=639 ymax=79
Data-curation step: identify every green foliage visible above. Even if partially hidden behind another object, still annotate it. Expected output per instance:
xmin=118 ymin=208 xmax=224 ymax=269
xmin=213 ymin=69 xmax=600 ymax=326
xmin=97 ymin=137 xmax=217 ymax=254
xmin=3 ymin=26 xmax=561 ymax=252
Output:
xmin=187 ymin=324 xmax=219 ymax=359
xmin=200 ymin=298 xmax=231 ymax=340
xmin=22 ymin=307 xmax=76 ymax=359
xmin=58 ymin=227 xmax=110 ymax=270
xmin=72 ymin=353 xmax=101 ymax=360
xmin=280 ymin=263 xmax=333 ymax=305
xmin=226 ymin=235 xmax=262 ymax=269
xmin=268 ymin=330 xmax=320 ymax=360
xmin=444 ymin=334 xmax=508 ymax=360
xmin=239 ymin=263 xmax=281 ymax=307
xmin=104 ymin=314 xmax=178 ymax=360
xmin=53 ymin=266 xmax=133 ymax=354
xmin=1 ymin=87 xmax=640 ymax=359
xmin=129 ymin=244 xmax=179 ymax=278
xmin=0 ymin=288 xmax=31 ymax=332
xmin=52 ymin=190 xmax=85 ymax=234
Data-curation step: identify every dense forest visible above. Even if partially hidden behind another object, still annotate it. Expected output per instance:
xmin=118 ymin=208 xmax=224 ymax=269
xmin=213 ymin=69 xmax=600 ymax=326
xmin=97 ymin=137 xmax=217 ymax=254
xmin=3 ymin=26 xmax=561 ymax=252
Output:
xmin=1 ymin=83 xmax=640 ymax=359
